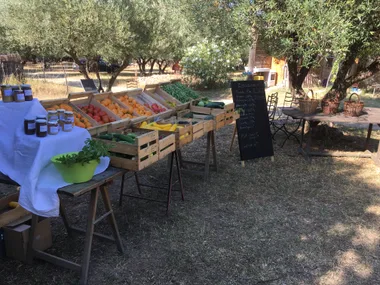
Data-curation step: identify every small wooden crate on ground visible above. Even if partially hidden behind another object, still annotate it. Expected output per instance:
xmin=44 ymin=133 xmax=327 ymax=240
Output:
xmin=94 ymin=122 xmax=159 ymax=171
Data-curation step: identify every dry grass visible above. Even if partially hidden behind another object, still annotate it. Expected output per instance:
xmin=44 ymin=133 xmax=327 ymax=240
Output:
xmin=1 ymin=125 xmax=380 ymax=285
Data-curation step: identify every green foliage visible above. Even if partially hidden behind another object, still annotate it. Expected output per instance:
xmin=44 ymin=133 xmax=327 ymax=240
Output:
xmin=162 ymin=83 xmax=199 ymax=103
xmin=181 ymin=39 xmax=241 ymax=86
xmin=56 ymin=139 xmax=111 ymax=166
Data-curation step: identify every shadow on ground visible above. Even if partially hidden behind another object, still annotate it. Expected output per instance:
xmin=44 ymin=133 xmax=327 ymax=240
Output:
xmin=1 ymin=126 xmax=380 ymax=285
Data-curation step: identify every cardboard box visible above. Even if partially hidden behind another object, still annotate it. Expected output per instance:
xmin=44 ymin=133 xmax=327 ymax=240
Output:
xmin=4 ymin=218 xmax=52 ymax=262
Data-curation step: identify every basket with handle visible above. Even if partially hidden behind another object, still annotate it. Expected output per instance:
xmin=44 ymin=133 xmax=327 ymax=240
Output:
xmin=344 ymin=93 xmax=364 ymax=117
xmin=298 ymin=90 xmax=319 ymax=114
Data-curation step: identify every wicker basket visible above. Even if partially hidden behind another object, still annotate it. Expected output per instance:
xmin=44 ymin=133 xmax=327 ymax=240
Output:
xmin=344 ymin=93 xmax=364 ymax=117
xmin=322 ymin=100 xmax=340 ymax=115
xmin=298 ymin=90 xmax=319 ymax=114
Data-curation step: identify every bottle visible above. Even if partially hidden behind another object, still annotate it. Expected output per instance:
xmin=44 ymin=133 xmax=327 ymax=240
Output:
xmin=21 ymin=84 xmax=33 ymax=101
xmin=1 ymin=85 xmax=13 ymax=103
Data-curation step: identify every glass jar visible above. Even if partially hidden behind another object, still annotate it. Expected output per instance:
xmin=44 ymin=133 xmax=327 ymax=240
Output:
xmin=11 ymin=85 xmax=19 ymax=92
xmin=24 ymin=117 xmax=36 ymax=135
xmin=47 ymin=110 xmax=58 ymax=121
xmin=13 ymin=90 xmax=25 ymax=102
xmin=36 ymin=119 xmax=48 ymax=137
xmin=62 ymin=119 xmax=73 ymax=132
xmin=64 ymin=111 xmax=74 ymax=126
xmin=36 ymin=115 xmax=47 ymax=120
xmin=1 ymin=85 xmax=13 ymax=103
xmin=48 ymin=120 xmax=59 ymax=135
xmin=21 ymin=84 xmax=33 ymax=101
xmin=57 ymin=109 xmax=65 ymax=121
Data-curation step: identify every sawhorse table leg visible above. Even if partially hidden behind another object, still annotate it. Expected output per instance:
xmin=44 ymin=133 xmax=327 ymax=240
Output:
xmin=27 ymin=185 xmax=124 ymax=285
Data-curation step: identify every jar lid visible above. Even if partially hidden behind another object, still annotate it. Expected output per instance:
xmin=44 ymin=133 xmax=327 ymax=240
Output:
xmin=48 ymin=120 xmax=58 ymax=124
xmin=20 ymin=84 xmax=31 ymax=88
xmin=24 ymin=116 xmax=35 ymax=121
xmin=57 ymin=109 xmax=65 ymax=112
xmin=1 ymin=84 xmax=11 ymax=88
xmin=48 ymin=110 xmax=58 ymax=114
xmin=11 ymin=85 xmax=19 ymax=90
xmin=64 ymin=111 xmax=73 ymax=114
xmin=36 ymin=119 xmax=47 ymax=123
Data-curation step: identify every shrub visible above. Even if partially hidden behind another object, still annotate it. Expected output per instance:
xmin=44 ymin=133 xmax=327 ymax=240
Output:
xmin=181 ymin=39 xmax=241 ymax=87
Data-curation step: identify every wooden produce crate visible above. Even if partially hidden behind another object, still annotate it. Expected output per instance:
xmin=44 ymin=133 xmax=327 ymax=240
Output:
xmin=157 ymin=132 xmax=176 ymax=160
xmin=157 ymin=121 xmax=193 ymax=149
xmin=95 ymin=123 xmax=159 ymax=171
xmin=68 ymin=91 xmax=125 ymax=126
xmin=189 ymin=105 xmax=226 ymax=130
xmin=40 ymin=97 xmax=99 ymax=133
xmin=93 ymin=92 xmax=139 ymax=123
xmin=113 ymin=89 xmax=155 ymax=120
xmin=134 ymin=91 xmax=174 ymax=118
xmin=144 ymin=84 xmax=189 ymax=112
xmin=176 ymin=118 xmax=205 ymax=140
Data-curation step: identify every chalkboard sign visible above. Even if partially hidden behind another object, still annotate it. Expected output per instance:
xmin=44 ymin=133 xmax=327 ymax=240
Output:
xmin=80 ymin=79 xmax=98 ymax=93
xmin=231 ymin=80 xmax=273 ymax=161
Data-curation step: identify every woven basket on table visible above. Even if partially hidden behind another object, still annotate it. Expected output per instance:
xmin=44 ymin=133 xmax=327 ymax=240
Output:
xmin=344 ymin=93 xmax=364 ymax=117
xmin=298 ymin=90 xmax=319 ymax=115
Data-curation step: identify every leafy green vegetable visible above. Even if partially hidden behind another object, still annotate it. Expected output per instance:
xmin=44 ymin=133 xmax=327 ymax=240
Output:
xmin=162 ymin=83 xmax=199 ymax=103
xmin=55 ymin=138 xmax=111 ymax=166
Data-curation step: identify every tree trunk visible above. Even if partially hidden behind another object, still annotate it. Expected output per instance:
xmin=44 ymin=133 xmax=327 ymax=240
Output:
xmin=65 ymin=50 xmax=90 ymax=79
xmin=247 ymin=27 xmax=259 ymax=73
xmin=323 ymin=42 xmax=362 ymax=101
xmin=287 ymin=58 xmax=313 ymax=97
xmin=148 ymin=59 xmax=156 ymax=75
xmin=137 ymin=57 xmax=151 ymax=76
xmin=162 ymin=62 xmax=168 ymax=74
xmin=106 ymin=59 xmax=130 ymax=92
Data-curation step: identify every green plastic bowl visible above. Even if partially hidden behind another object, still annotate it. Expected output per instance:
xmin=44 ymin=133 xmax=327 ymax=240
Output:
xmin=51 ymin=152 xmax=99 ymax=183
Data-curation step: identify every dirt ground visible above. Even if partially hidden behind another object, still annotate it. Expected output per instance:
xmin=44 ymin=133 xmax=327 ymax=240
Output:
xmin=1 ymin=124 xmax=380 ymax=285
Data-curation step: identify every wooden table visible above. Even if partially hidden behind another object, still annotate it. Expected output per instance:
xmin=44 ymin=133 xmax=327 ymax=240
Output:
xmin=1 ymin=167 xmax=126 ymax=285
xmin=282 ymin=107 xmax=380 ymax=161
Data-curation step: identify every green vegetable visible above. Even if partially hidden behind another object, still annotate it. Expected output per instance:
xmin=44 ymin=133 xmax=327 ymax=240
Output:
xmin=98 ymin=134 xmax=113 ymax=141
xmin=55 ymin=139 xmax=111 ymax=166
xmin=204 ymin=102 xmax=225 ymax=109
xmin=162 ymin=83 xmax=199 ymax=103
xmin=113 ymin=134 xmax=135 ymax=144
xmin=198 ymin=101 xmax=205 ymax=107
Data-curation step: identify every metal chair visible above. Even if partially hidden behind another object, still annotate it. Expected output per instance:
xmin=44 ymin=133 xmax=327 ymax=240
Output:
xmin=270 ymin=92 xmax=302 ymax=147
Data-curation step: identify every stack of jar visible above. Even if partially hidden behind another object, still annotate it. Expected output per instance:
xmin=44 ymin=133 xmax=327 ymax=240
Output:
xmin=24 ymin=110 xmax=74 ymax=137
xmin=1 ymin=84 xmax=33 ymax=103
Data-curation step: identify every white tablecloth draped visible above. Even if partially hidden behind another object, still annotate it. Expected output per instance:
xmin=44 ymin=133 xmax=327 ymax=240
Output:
xmin=0 ymin=99 xmax=109 ymax=217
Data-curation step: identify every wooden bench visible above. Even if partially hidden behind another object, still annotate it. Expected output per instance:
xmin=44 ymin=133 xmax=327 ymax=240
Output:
xmin=0 ymin=167 xmax=127 ymax=285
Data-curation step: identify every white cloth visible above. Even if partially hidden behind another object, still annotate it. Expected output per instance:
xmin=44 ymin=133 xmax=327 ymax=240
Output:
xmin=0 ymin=99 xmax=109 ymax=217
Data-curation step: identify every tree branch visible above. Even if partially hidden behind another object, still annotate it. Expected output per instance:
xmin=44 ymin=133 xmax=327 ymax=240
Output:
xmin=346 ymin=56 xmax=380 ymax=85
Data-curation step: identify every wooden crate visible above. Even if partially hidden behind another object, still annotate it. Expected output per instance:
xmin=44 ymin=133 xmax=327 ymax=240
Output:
xmin=156 ymin=121 xmax=193 ymax=149
xmin=176 ymin=118 xmax=204 ymax=140
xmin=94 ymin=125 xmax=159 ymax=171
xmin=157 ymin=132 xmax=176 ymax=160
xmin=40 ymin=97 xmax=100 ymax=133
xmin=68 ymin=91 xmax=125 ymax=125
xmin=153 ymin=85 xmax=190 ymax=111
xmin=189 ymin=105 xmax=226 ymax=130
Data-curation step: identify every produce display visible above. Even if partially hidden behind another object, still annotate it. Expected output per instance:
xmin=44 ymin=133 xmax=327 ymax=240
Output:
xmin=140 ymin=121 xmax=179 ymax=131
xmin=97 ymin=132 xmax=137 ymax=144
xmin=99 ymin=98 xmax=134 ymax=119
xmin=45 ymin=103 xmax=93 ymax=128
xmin=117 ymin=95 xmax=153 ymax=117
xmin=161 ymin=83 xmax=199 ymax=103
xmin=79 ymin=104 xmax=116 ymax=124
xmin=133 ymin=94 xmax=167 ymax=114
xmin=196 ymin=98 xmax=225 ymax=109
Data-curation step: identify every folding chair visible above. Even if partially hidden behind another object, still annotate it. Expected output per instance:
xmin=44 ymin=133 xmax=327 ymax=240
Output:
xmin=271 ymin=92 xmax=302 ymax=147
xmin=267 ymin=92 xmax=279 ymax=131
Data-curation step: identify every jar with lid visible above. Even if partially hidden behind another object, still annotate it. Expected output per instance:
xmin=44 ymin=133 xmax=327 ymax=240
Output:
xmin=64 ymin=111 xmax=74 ymax=126
xmin=48 ymin=120 xmax=59 ymax=135
xmin=1 ymin=85 xmax=13 ymax=103
xmin=57 ymin=109 xmax=65 ymax=121
xmin=13 ymin=90 xmax=25 ymax=102
xmin=47 ymin=110 xmax=58 ymax=121
xmin=21 ymin=84 xmax=33 ymax=101
xmin=24 ymin=117 xmax=36 ymax=135
xmin=11 ymin=85 xmax=19 ymax=92
xmin=62 ymin=119 xmax=73 ymax=132
xmin=36 ymin=119 xmax=48 ymax=137
xmin=36 ymin=114 xmax=47 ymax=120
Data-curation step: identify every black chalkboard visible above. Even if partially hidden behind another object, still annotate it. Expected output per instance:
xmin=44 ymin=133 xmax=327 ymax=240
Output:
xmin=80 ymin=79 xmax=98 ymax=93
xmin=231 ymin=80 xmax=273 ymax=161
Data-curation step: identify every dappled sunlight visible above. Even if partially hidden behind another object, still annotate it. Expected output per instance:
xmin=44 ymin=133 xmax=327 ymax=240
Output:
xmin=318 ymin=250 xmax=373 ymax=284
xmin=365 ymin=205 xmax=380 ymax=216
xmin=351 ymin=226 xmax=380 ymax=251
xmin=327 ymin=222 xmax=351 ymax=236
